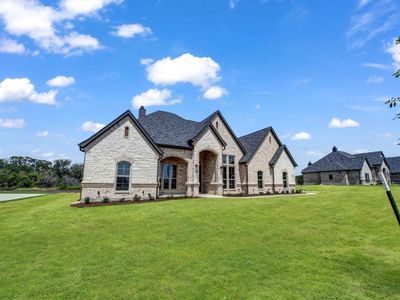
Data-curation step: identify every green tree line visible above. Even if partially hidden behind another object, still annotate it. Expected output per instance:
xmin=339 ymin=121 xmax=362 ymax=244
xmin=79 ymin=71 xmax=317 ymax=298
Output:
xmin=0 ymin=156 xmax=83 ymax=190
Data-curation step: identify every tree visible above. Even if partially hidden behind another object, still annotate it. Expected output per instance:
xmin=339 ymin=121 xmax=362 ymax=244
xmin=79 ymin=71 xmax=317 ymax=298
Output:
xmin=52 ymin=159 xmax=71 ymax=183
xmin=386 ymin=37 xmax=400 ymax=119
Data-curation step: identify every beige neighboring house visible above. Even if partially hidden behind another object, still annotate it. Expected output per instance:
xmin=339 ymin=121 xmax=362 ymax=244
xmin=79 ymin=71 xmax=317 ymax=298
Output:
xmin=79 ymin=107 xmax=297 ymax=201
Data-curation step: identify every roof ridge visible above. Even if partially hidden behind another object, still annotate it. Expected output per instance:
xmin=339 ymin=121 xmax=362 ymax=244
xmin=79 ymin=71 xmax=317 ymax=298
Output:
xmin=239 ymin=126 xmax=272 ymax=139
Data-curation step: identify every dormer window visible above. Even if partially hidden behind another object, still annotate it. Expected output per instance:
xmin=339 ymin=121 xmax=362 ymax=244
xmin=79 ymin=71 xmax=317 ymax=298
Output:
xmin=269 ymin=136 xmax=272 ymax=144
xmin=124 ymin=126 xmax=129 ymax=137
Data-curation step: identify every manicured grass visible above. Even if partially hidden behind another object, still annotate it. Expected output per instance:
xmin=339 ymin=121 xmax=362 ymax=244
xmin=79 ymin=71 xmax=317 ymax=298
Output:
xmin=1 ymin=186 xmax=400 ymax=299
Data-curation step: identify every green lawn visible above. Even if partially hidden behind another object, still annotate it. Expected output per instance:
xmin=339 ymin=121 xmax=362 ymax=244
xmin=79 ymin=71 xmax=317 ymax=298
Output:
xmin=1 ymin=186 xmax=400 ymax=299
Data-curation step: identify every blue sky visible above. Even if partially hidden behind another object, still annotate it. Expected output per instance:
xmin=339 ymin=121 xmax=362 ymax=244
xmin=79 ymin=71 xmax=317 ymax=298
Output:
xmin=0 ymin=0 xmax=399 ymax=171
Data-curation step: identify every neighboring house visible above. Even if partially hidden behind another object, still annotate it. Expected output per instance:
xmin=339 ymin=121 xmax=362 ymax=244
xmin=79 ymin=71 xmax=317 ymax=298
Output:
xmin=79 ymin=107 xmax=297 ymax=200
xmin=302 ymin=146 xmax=373 ymax=185
xmin=353 ymin=151 xmax=390 ymax=184
xmin=387 ymin=157 xmax=400 ymax=184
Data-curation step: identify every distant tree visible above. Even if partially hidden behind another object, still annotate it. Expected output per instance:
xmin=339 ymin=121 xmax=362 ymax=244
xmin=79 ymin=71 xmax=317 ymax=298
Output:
xmin=386 ymin=37 xmax=400 ymax=119
xmin=52 ymin=159 xmax=71 ymax=184
xmin=69 ymin=163 xmax=84 ymax=182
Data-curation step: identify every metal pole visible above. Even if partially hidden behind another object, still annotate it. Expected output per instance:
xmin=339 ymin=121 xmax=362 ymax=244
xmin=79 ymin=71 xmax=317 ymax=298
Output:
xmin=379 ymin=172 xmax=400 ymax=226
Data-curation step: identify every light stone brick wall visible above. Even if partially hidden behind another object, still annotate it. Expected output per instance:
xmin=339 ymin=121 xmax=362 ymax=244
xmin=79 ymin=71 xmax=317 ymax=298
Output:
xmin=193 ymin=127 xmax=224 ymax=196
xmin=81 ymin=116 xmax=159 ymax=201
xmin=303 ymin=172 xmax=321 ymax=185
xmin=273 ymin=150 xmax=296 ymax=192
xmin=320 ymin=171 xmax=349 ymax=185
xmin=359 ymin=160 xmax=373 ymax=185
xmin=246 ymin=131 xmax=280 ymax=194
xmin=212 ymin=115 xmax=245 ymax=194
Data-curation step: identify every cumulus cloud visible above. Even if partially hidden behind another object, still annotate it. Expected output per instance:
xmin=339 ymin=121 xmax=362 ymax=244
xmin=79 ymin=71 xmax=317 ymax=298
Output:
xmin=36 ymin=130 xmax=49 ymax=137
xmin=362 ymin=62 xmax=390 ymax=69
xmin=0 ymin=38 xmax=26 ymax=54
xmin=386 ymin=39 xmax=400 ymax=70
xmin=81 ymin=121 xmax=105 ymax=132
xmin=47 ymin=75 xmax=75 ymax=87
xmin=132 ymin=88 xmax=181 ymax=108
xmin=203 ymin=86 xmax=228 ymax=99
xmin=307 ymin=150 xmax=323 ymax=158
xmin=0 ymin=78 xmax=57 ymax=105
xmin=291 ymin=131 xmax=312 ymax=140
xmin=367 ymin=75 xmax=384 ymax=83
xmin=255 ymin=104 xmax=261 ymax=110
xmin=112 ymin=23 xmax=152 ymax=38
xmin=0 ymin=0 xmax=120 ymax=55
xmin=0 ymin=118 xmax=25 ymax=128
xmin=329 ymin=117 xmax=360 ymax=128
xmin=140 ymin=58 xmax=154 ymax=66
xmin=229 ymin=0 xmax=239 ymax=9
xmin=145 ymin=53 xmax=221 ymax=88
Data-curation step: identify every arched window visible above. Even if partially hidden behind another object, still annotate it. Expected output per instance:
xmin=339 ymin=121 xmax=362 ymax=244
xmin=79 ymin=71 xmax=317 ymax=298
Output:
xmin=124 ymin=126 xmax=129 ymax=137
xmin=282 ymin=171 xmax=288 ymax=188
xmin=257 ymin=171 xmax=263 ymax=189
xmin=116 ymin=161 xmax=131 ymax=191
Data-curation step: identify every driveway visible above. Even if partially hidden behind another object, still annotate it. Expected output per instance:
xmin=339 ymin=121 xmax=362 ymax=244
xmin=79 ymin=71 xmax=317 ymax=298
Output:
xmin=0 ymin=194 xmax=44 ymax=202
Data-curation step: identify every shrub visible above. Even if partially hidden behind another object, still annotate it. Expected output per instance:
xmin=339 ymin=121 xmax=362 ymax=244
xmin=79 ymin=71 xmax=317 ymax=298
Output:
xmin=84 ymin=197 xmax=90 ymax=204
xmin=103 ymin=197 xmax=109 ymax=203
xmin=295 ymin=186 xmax=303 ymax=194
xmin=134 ymin=194 xmax=141 ymax=202
xmin=120 ymin=197 xmax=125 ymax=202
xmin=148 ymin=193 xmax=154 ymax=200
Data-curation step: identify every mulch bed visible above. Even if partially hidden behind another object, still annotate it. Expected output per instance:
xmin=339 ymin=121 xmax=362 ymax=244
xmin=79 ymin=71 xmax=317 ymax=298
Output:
xmin=71 ymin=197 xmax=188 ymax=208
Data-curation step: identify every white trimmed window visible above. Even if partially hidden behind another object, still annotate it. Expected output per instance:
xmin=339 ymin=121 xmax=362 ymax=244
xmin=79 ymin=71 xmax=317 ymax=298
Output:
xmin=257 ymin=171 xmax=263 ymax=189
xmin=116 ymin=161 xmax=131 ymax=191
xmin=222 ymin=155 xmax=235 ymax=189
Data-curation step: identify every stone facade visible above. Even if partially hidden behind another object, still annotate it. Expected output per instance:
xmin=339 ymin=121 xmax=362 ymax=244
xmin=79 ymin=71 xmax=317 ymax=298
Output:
xmin=81 ymin=116 xmax=160 ymax=201
xmin=79 ymin=110 xmax=297 ymax=201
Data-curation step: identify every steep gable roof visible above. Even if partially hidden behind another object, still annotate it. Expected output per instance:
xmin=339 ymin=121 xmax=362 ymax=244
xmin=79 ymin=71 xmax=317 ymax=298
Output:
xmin=302 ymin=150 xmax=368 ymax=174
xmin=354 ymin=151 xmax=388 ymax=168
xmin=387 ymin=157 xmax=400 ymax=173
xmin=138 ymin=110 xmax=226 ymax=149
xmin=269 ymin=145 xmax=298 ymax=167
xmin=78 ymin=110 xmax=162 ymax=155
xmin=238 ymin=127 xmax=282 ymax=163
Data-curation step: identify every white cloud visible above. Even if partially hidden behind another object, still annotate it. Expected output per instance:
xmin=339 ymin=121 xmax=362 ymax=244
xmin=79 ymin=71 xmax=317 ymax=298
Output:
xmin=329 ymin=117 xmax=360 ymax=128
xmin=367 ymin=75 xmax=384 ymax=83
xmin=145 ymin=53 xmax=221 ymax=88
xmin=307 ymin=150 xmax=322 ymax=158
xmin=0 ymin=38 xmax=26 ymax=54
xmin=362 ymin=62 xmax=390 ymax=69
xmin=47 ymin=75 xmax=75 ymax=87
xmin=0 ymin=118 xmax=25 ymax=128
xmin=0 ymin=0 xmax=119 ymax=55
xmin=255 ymin=104 xmax=261 ymax=110
xmin=377 ymin=132 xmax=393 ymax=138
xmin=358 ymin=0 xmax=371 ymax=9
xmin=112 ymin=23 xmax=152 ymax=38
xmin=229 ymin=0 xmax=239 ymax=9
xmin=295 ymin=78 xmax=310 ymax=85
xmin=0 ymin=78 xmax=57 ymax=105
xmin=203 ymin=86 xmax=228 ymax=100
xmin=36 ymin=130 xmax=49 ymax=137
xmin=132 ymin=88 xmax=181 ymax=109
xmin=353 ymin=149 xmax=368 ymax=154
xmin=291 ymin=131 xmax=312 ymax=141
xmin=386 ymin=39 xmax=400 ymax=70
xmin=140 ymin=58 xmax=154 ymax=66
xmin=81 ymin=121 xmax=105 ymax=132
xmin=41 ymin=152 xmax=55 ymax=158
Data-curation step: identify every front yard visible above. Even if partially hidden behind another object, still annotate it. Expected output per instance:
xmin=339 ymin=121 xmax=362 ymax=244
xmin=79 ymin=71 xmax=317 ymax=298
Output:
xmin=1 ymin=185 xmax=399 ymax=299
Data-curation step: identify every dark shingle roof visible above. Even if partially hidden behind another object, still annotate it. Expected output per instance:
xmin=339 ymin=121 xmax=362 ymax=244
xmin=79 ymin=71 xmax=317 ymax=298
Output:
xmin=354 ymin=151 xmax=386 ymax=167
xmin=302 ymin=150 xmax=367 ymax=174
xmin=269 ymin=145 xmax=298 ymax=167
xmin=387 ymin=157 xmax=400 ymax=173
xmin=139 ymin=111 xmax=205 ymax=149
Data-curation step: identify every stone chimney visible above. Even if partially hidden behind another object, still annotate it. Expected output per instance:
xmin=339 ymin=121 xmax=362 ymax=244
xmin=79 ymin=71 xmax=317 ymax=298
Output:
xmin=308 ymin=161 xmax=312 ymax=167
xmin=332 ymin=146 xmax=338 ymax=152
xmin=138 ymin=106 xmax=146 ymax=121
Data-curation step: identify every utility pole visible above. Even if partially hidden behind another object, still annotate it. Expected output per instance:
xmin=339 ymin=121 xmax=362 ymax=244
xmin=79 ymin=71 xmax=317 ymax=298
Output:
xmin=379 ymin=172 xmax=400 ymax=226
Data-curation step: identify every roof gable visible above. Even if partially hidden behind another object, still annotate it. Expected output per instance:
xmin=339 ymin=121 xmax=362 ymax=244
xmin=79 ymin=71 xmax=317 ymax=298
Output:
xmin=78 ymin=110 xmax=162 ymax=155
xmin=269 ymin=145 xmax=298 ymax=167
xmin=238 ymin=127 xmax=282 ymax=163
xmin=354 ymin=151 xmax=387 ymax=167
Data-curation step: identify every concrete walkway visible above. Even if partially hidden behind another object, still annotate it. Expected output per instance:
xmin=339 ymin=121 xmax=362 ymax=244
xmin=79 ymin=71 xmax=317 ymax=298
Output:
xmin=0 ymin=194 xmax=44 ymax=202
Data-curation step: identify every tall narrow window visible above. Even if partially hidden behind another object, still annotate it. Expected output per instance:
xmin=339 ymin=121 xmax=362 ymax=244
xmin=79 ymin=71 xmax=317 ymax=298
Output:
xmin=116 ymin=161 xmax=131 ymax=191
xmin=216 ymin=121 xmax=219 ymax=130
xmin=124 ymin=126 xmax=129 ymax=137
xmin=282 ymin=171 xmax=288 ymax=188
xmin=222 ymin=155 xmax=235 ymax=189
xmin=257 ymin=171 xmax=263 ymax=189
xmin=160 ymin=162 xmax=177 ymax=191
xmin=163 ymin=163 xmax=170 ymax=189
xmin=171 ymin=165 xmax=177 ymax=189
xmin=365 ymin=173 xmax=370 ymax=183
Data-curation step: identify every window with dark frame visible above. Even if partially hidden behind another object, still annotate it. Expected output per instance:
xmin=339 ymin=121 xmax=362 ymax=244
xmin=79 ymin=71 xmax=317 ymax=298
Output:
xmin=257 ymin=171 xmax=263 ymax=189
xmin=124 ymin=126 xmax=129 ymax=137
xmin=160 ymin=162 xmax=177 ymax=191
xmin=222 ymin=154 xmax=235 ymax=189
xmin=365 ymin=173 xmax=370 ymax=183
xmin=116 ymin=161 xmax=131 ymax=191
xmin=329 ymin=174 xmax=333 ymax=180
xmin=283 ymin=171 xmax=288 ymax=188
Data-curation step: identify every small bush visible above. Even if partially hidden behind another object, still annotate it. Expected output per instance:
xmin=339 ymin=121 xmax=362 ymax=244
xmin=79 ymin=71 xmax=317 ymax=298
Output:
xmin=120 ymin=197 xmax=125 ymax=202
xmin=295 ymin=186 xmax=303 ymax=194
xmin=134 ymin=194 xmax=141 ymax=202
xmin=148 ymin=193 xmax=154 ymax=200
xmin=103 ymin=197 xmax=109 ymax=203
xmin=84 ymin=197 xmax=90 ymax=204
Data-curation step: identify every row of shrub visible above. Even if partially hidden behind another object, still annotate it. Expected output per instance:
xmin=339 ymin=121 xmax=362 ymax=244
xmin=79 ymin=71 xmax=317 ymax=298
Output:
xmin=83 ymin=193 xmax=155 ymax=204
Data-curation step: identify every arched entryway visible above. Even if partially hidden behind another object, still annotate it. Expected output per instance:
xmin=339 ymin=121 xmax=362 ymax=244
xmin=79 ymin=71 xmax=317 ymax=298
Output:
xmin=159 ymin=157 xmax=188 ymax=196
xmin=199 ymin=150 xmax=219 ymax=194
